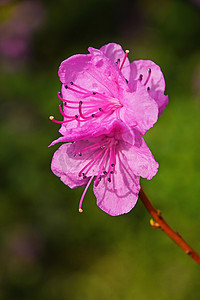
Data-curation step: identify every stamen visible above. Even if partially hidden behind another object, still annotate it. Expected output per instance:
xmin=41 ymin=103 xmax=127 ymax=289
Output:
xmin=58 ymin=103 xmax=75 ymax=119
xmin=144 ymin=68 xmax=151 ymax=86
xmin=120 ymin=50 xmax=129 ymax=71
xmin=74 ymin=140 xmax=109 ymax=155
xmin=78 ymin=149 xmax=105 ymax=177
xmin=115 ymin=58 xmax=120 ymax=67
xmin=79 ymin=175 xmax=94 ymax=212
xmin=57 ymin=92 xmax=79 ymax=104
xmin=78 ymin=101 xmax=95 ymax=120
xmin=49 ymin=116 xmax=74 ymax=123
xmin=54 ymin=83 xmax=123 ymax=125
xmin=139 ymin=74 xmax=143 ymax=81
xmin=94 ymin=148 xmax=109 ymax=187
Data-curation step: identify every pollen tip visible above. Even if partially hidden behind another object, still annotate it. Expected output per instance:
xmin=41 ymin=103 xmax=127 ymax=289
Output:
xmin=79 ymin=208 xmax=83 ymax=213
xmin=49 ymin=116 xmax=54 ymax=120
xmin=125 ymin=50 xmax=130 ymax=53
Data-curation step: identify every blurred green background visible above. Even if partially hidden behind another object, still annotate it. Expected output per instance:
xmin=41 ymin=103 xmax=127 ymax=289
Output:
xmin=0 ymin=0 xmax=200 ymax=299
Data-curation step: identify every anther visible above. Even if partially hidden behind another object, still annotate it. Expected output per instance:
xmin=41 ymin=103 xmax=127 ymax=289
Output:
xmin=99 ymin=108 xmax=102 ymax=111
xmin=111 ymin=163 xmax=115 ymax=167
xmin=79 ymin=208 xmax=83 ymax=213
xmin=103 ymin=171 xmax=107 ymax=174
xmin=147 ymin=87 xmax=150 ymax=91
xmin=126 ymin=79 xmax=128 ymax=83
xmin=75 ymin=115 xmax=78 ymax=118
xmin=58 ymin=91 xmax=62 ymax=95
xmin=65 ymin=85 xmax=68 ymax=89
xmin=91 ymin=114 xmax=95 ymax=117
xmin=101 ymin=146 xmax=105 ymax=149
xmin=110 ymin=171 xmax=113 ymax=174
xmin=49 ymin=116 xmax=54 ymax=120
xmin=107 ymin=178 xmax=111 ymax=182
xmin=139 ymin=74 xmax=143 ymax=81
xmin=93 ymin=92 xmax=96 ymax=95
xmin=79 ymin=101 xmax=83 ymax=104
xmin=79 ymin=153 xmax=82 ymax=156
xmin=83 ymin=175 xmax=87 ymax=179
xmin=70 ymin=81 xmax=73 ymax=85
xmin=73 ymin=154 xmax=76 ymax=157
xmin=98 ymin=176 xmax=102 ymax=181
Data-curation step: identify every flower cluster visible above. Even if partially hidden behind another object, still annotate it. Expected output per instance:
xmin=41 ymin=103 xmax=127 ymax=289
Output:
xmin=50 ymin=43 xmax=168 ymax=216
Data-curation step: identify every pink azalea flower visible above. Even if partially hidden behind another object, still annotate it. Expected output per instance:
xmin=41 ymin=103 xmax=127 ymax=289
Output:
xmin=51 ymin=121 xmax=158 ymax=216
xmin=49 ymin=43 xmax=168 ymax=141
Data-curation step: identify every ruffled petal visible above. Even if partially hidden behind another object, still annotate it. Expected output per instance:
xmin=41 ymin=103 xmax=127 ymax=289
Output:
xmin=99 ymin=42 xmax=130 ymax=80
xmin=93 ymin=152 xmax=140 ymax=216
xmin=149 ymin=90 xmax=169 ymax=116
xmin=120 ymin=130 xmax=159 ymax=180
xmin=129 ymin=60 xmax=166 ymax=91
xmin=119 ymin=81 xmax=159 ymax=134
xmin=51 ymin=142 xmax=92 ymax=189
xmin=88 ymin=47 xmax=128 ymax=93
xmin=128 ymin=60 xmax=168 ymax=115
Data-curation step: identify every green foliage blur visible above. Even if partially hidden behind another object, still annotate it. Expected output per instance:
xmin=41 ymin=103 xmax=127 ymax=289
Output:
xmin=0 ymin=0 xmax=200 ymax=299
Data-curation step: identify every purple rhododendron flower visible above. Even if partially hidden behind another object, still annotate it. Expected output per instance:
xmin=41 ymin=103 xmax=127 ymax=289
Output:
xmin=50 ymin=43 xmax=168 ymax=142
xmin=51 ymin=121 xmax=158 ymax=216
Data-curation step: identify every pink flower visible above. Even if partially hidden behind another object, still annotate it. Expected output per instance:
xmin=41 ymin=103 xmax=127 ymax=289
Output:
xmin=51 ymin=121 xmax=158 ymax=216
xmin=50 ymin=43 xmax=168 ymax=141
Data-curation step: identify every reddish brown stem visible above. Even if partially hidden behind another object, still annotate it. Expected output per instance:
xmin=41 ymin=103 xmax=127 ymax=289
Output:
xmin=139 ymin=187 xmax=200 ymax=266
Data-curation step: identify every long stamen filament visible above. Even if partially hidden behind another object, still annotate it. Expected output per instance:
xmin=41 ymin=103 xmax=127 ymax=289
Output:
xmin=120 ymin=50 xmax=129 ymax=71
xmin=79 ymin=175 xmax=94 ymax=212
xmin=144 ymin=68 xmax=151 ymax=86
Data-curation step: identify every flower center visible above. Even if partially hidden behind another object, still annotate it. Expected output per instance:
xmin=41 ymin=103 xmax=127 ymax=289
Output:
xmin=74 ymin=136 xmax=119 ymax=212
xmin=49 ymin=83 xmax=123 ymax=124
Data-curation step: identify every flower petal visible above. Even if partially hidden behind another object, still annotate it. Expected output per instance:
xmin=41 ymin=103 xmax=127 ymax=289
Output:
xmin=99 ymin=42 xmax=130 ymax=80
xmin=128 ymin=60 xmax=168 ymax=115
xmin=120 ymin=130 xmax=159 ymax=180
xmin=129 ymin=60 xmax=166 ymax=91
xmin=149 ymin=90 xmax=169 ymax=116
xmin=120 ymin=81 xmax=159 ymax=134
xmin=93 ymin=152 xmax=140 ymax=216
xmin=51 ymin=142 xmax=91 ymax=189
